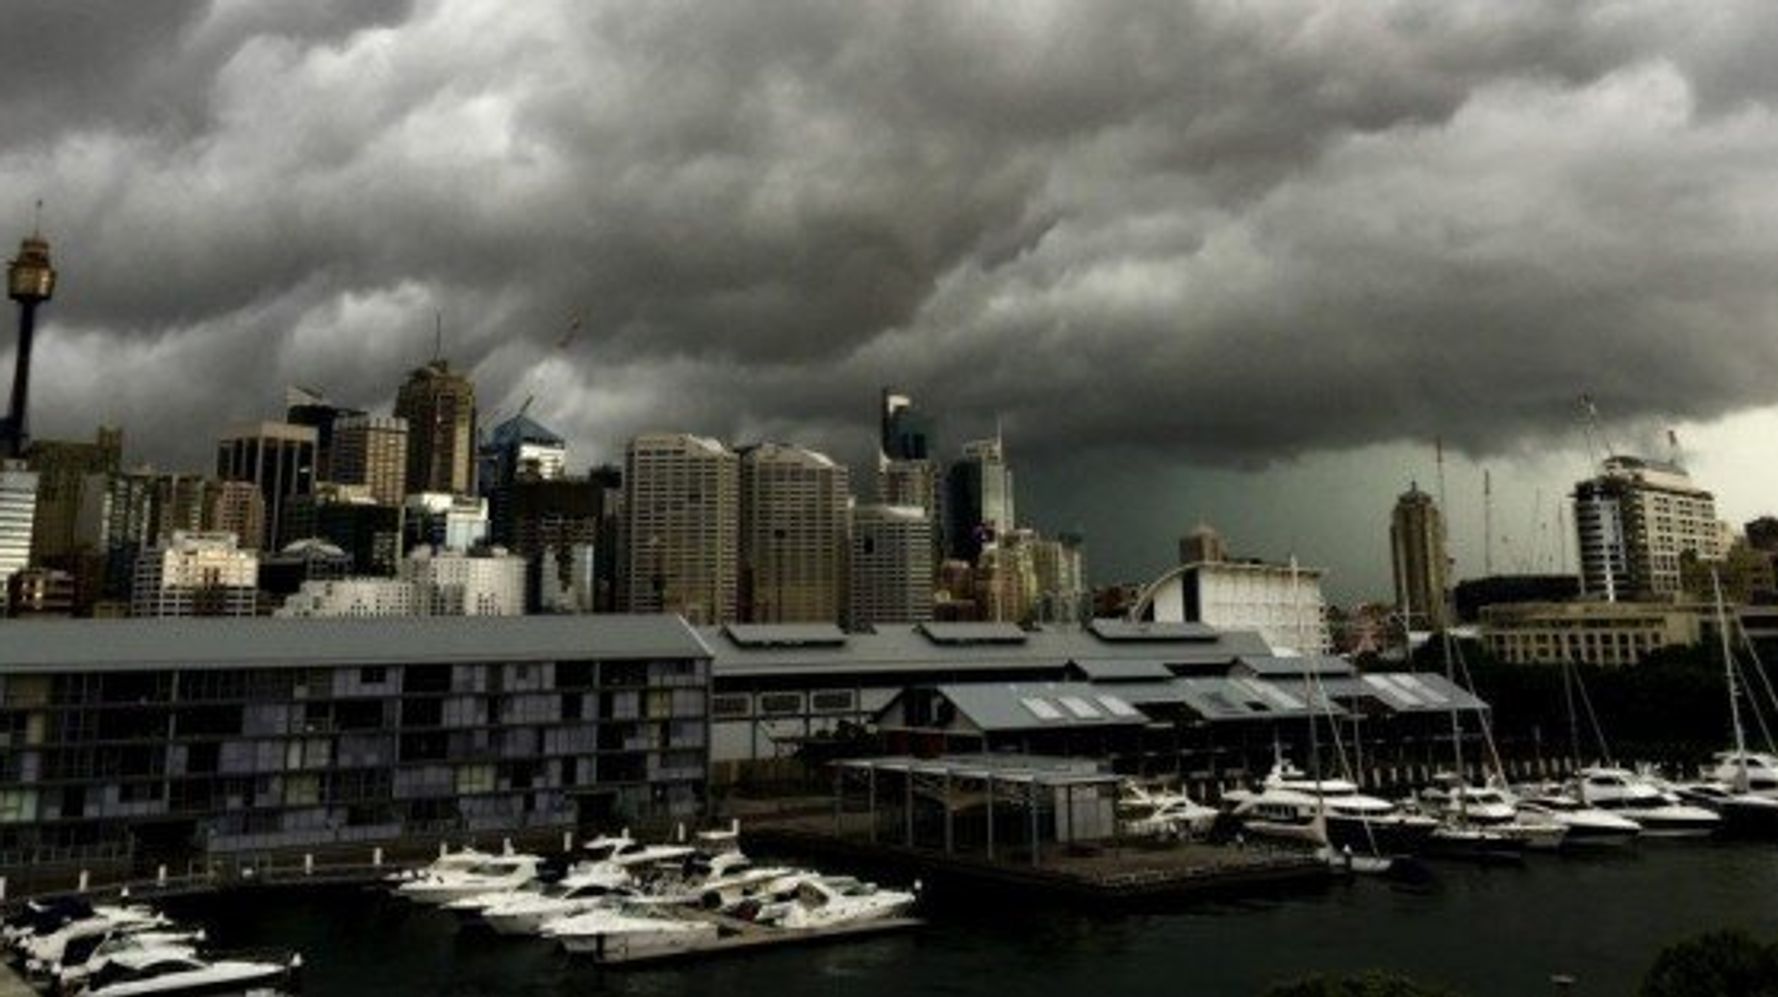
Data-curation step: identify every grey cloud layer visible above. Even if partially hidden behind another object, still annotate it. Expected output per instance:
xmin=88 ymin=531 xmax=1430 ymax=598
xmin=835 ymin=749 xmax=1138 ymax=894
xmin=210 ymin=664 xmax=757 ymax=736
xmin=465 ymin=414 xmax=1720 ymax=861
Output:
xmin=5 ymin=0 xmax=1778 ymax=483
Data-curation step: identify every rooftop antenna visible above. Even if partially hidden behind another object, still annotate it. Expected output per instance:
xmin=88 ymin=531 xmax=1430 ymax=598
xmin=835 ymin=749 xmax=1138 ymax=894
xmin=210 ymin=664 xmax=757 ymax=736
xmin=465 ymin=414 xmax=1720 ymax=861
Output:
xmin=1483 ymin=468 xmax=1493 ymax=577
xmin=431 ymin=311 xmax=443 ymax=364
xmin=31 ymin=199 xmax=42 ymax=238
xmin=1667 ymin=427 xmax=1683 ymax=468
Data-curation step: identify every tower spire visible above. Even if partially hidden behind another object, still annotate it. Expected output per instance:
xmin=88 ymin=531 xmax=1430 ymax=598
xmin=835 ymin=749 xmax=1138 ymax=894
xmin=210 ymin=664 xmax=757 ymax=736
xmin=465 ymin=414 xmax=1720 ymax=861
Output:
xmin=432 ymin=311 xmax=443 ymax=365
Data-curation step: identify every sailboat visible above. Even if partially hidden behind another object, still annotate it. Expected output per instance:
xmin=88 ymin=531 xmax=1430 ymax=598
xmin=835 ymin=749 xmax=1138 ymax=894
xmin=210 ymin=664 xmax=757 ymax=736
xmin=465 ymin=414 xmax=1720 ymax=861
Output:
xmin=1667 ymin=572 xmax=1778 ymax=836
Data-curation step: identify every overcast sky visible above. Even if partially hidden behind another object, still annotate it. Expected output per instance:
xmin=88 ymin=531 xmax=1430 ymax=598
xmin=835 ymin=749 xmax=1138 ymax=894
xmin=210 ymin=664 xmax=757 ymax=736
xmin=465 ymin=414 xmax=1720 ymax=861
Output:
xmin=7 ymin=1 xmax=1778 ymax=601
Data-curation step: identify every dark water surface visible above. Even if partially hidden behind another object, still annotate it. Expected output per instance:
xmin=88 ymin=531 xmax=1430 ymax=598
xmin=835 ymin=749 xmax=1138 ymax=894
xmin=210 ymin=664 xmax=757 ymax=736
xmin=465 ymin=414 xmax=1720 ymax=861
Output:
xmin=165 ymin=842 xmax=1778 ymax=996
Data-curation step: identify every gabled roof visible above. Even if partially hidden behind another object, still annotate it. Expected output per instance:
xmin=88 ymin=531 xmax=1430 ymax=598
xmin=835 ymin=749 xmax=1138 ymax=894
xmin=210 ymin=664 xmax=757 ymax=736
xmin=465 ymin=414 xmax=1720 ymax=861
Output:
xmin=930 ymin=682 xmax=1151 ymax=733
xmin=1087 ymin=619 xmax=1219 ymax=642
xmin=1320 ymin=672 xmax=1488 ymax=714
xmin=1066 ymin=659 xmax=1177 ymax=682
xmin=1234 ymin=654 xmax=1357 ymax=678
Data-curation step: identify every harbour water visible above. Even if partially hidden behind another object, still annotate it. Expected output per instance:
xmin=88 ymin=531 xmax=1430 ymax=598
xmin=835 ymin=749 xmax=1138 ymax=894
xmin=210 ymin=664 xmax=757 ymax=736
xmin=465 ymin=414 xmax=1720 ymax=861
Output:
xmin=162 ymin=842 xmax=1778 ymax=996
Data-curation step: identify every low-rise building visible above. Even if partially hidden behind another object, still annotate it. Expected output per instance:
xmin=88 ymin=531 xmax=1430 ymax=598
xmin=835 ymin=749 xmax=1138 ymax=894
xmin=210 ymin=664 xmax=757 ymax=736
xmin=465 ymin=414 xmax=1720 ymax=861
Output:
xmin=1480 ymin=600 xmax=1702 ymax=666
xmin=130 ymin=531 xmax=258 ymax=618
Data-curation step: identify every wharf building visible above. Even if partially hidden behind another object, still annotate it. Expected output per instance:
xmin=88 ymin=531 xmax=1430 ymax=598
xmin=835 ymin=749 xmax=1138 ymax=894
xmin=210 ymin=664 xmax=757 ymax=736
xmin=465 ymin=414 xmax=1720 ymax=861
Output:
xmin=1573 ymin=456 xmax=1722 ymax=602
xmin=739 ymin=443 xmax=849 ymax=624
xmin=216 ymin=422 xmax=318 ymax=551
xmin=1389 ymin=484 xmax=1448 ymax=629
xmin=395 ymin=358 xmax=478 ymax=496
xmin=1136 ymin=555 xmax=1333 ymax=655
xmin=622 ymin=433 xmax=739 ymax=624
xmin=702 ymin=620 xmax=1486 ymax=791
xmin=0 ymin=616 xmax=711 ymax=875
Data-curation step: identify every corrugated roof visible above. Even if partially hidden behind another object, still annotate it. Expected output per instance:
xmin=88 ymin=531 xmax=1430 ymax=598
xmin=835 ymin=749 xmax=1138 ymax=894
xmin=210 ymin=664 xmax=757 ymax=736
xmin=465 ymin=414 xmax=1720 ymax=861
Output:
xmin=0 ymin=616 xmax=710 ymax=672
xmin=720 ymin=623 xmax=848 ymax=648
xmin=1087 ymin=619 xmax=1218 ymax=642
xmin=1234 ymin=654 xmax=1358 ymax=678
xmin=705 ymin=621 xmax=1269 ymax=678
xmin=1067 ymin=659 xmax=1177 ymax=681
xmin=918 ymin=622 xmax=1029 ymax=645
xmin=934 ymin=682 xmax=1152 ymax=732
xmin=1323 ymin=672 xmax=1489 ymax=714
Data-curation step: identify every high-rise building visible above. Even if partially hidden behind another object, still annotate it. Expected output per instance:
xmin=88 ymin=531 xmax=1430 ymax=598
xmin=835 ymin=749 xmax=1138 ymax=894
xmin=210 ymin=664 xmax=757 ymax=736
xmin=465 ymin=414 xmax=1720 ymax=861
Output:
xmin=1390 ymin=483 xmax=1449 ymax=629
xmin=284 ymin=386 xmax=363 ymax=483
xmin=4 ymin=228 xmax=56 ymax=460
xmin=205 ymin=480 xmax=267 ymax=552
xmin=880 ymin=387 xmax=934 ymax=461
xmin=946 ymin=435 xmax=1015 ymax=562
xmin=131 ymin=531 xmax=259 ymax=617
xmin=622 ymin=433 xmax=739 ymax=624
xmin=216 ymin=422 xmax=317 ymax=550
xmin=1030 ymin=532 xmax=1088 ymax=623
xmin=1574 ymin=456 xmax=1722 ymax=602
xmin=479 ymin=412 xmax=567 ymax=494
xmin=404 ymin=492 xmax=489 ymax=552
xmin=975 ymin=531 xmax=1039 ymax=623
xmin=275 ymin=577 xmax=421 ymax=618
xmin=0 ymin=462 xmax=38 ymax=604
xmin=331 ymin=414 xmax=409 ymax=506
xmin=739 ymin=443 xmax=849 ymax=623
xmin=73 ymin=469 xmax=159 ymax=601
xmin=401 ymin=545 xmax=526 ymax=616
xmin=395 ymin=359 xmax=477 ymax=496
xmin=491 ymin=475 xmax=606 ymax=613
xmin=1179 ymin=522 xmax=1229 ymax=565
xmin=280 ymin=484 xmax=403 ymax=576
xmin=849 ymin=504 xmax=934 ymax=626
xmin=22 ymin=428 xmax=122 ymax=563
xmin=7 ymin=566 xmax=73 ymax=618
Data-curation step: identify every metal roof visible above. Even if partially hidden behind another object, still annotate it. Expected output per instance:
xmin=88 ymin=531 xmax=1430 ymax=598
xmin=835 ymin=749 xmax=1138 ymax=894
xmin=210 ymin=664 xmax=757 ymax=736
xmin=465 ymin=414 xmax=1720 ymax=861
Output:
xmin=933 ymin=682 xmax=1152 ymax=733
xmin=836 ymin=754 xmax=1119 ymax=786
xmin=1234 ymin=654 xmax=1358 ymax=678
xmin=1067 ymin=659 xmax=1178 ymax=682
xmin=719 ymin=623 xmax=848 ymax=648
xmin=0 ymin=615 xmax=711 ymax=672
xmin=1319 ymin=672 xmax=1489 ymax=714
xmin=1087 ymin=619 xmax=1218 ymax=642
xmin=917 ymin=621 xmax=1029 ymax=645
xmin=704 ymin=621 xmax=1270 ymax=679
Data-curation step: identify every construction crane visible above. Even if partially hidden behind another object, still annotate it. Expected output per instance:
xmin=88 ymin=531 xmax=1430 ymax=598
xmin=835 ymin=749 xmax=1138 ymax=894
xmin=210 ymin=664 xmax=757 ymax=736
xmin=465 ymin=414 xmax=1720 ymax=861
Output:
xmin=1578 ymin=392 xmax=1617 ymax=469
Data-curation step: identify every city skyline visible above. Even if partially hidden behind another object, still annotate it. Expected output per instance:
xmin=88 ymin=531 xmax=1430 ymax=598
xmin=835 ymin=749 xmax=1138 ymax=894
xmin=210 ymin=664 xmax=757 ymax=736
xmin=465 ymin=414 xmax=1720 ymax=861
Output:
xmin=12 ymin=3 xmax=1778 ymax=601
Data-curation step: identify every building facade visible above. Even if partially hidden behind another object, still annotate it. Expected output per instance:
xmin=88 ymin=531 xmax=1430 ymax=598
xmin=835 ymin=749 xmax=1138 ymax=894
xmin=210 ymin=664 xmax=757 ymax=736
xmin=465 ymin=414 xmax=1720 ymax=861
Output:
xmin=946 ymin=436 xmax=1015 ymax=562
xmin=130 ymin=532 xmax=259 ymax=618
xmin=1574 ymin=457 xmax=1722 ymax=601
xmin=0 ymin=616 xmax=711 ymax=873
xmin=0 ymin=462 xmax=38 ymax=604
xmin=1481 ymin=600 xmax=1702 ymax=667
xmin=849 ymin=504 xmax=934 ymax=625
xmin=23 ymin=429 xmax=121 ymax=563
xmin=1390 ymin=483 xmax=1449 ymax=629
xmin=1139 ymin=560 xmax=1332 ymax=654
xmin=331 ymin=415 xmax=409 ymax=507
xmin=405 ymin=492 xmax=490 ymax=553
xmin=622 ymin=434 xmax=739 ymax=624
xmin=216 ymin=422 xmax=318 ymax=551
xmin=401 ymin=546 xmax=527 ymax=616
xmin=739 ymin=443 xmax=848 ymax=624
xmin=394 ymin=360 xmax=477 ymax=496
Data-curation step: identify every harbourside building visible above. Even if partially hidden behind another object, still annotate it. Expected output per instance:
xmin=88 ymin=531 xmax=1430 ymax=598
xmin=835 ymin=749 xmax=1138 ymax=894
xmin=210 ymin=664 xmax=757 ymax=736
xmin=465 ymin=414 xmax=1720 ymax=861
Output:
xmin=0 ymin=615 xmax=712 ymax=874
xmin=1135 ymin=558 xmax=1333 ymax=655
xmin=1573 ymin=456 xmax=1723 ymax=602
xmin=1479 ymin=600 xmax=1702 ymax=667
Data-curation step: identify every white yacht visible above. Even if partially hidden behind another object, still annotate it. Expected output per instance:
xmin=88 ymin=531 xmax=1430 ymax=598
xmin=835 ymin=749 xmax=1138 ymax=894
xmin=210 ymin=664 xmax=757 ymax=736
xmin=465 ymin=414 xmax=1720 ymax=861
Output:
xmin=1223 ymin=763 xmax=1439 ymax=856
xmin=1417 ymin=781 xmax=1568 ymax=852
xmin=479 ymin=870 xmax=640 ymax=936
xmin=50 ymin=930 xmax=206 ymax=991
xmin=1707 ymin=750 xmax=1778 ymax=794
xmin=581 ymin=831 xmax=698 ymax=882
xmin=1572 ymin=767 xmax=1721 ymax=837
xmin=385 ymin=845 xmax=496 ymax=884
xmin=748 ymin=876 xmax=917 ymax=930
xmin=19 ymin=906 xmax=170 ymax=977
xmin=65 ymin=944 xmax=301 ymax=996
xmin=395 ymin=854 xmax=545 ymax=906
xmin=1512 ymin=789 xmax=1642 ymax=846
xmin=1671 ymin=779 xmax=1778 ymax=835
xmin=1118 ymin=781 xmax=1219 ymax=840
xmin=649 ymin=850 xmax=804 ymax=908
xmin=542 ymin=903 xmax=718 ymax=960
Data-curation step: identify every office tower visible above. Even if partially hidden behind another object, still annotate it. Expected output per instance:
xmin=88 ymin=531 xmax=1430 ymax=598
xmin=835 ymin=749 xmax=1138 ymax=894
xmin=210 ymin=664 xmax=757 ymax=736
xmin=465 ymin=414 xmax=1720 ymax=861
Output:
xmin=332 ymin=414 xmax=409 ymax=506
xmin=0 ymin=462 xmax=38 ymax=603
xmin=1030 ymin=532 xmax=1088 ymax=623
xmin=622 ymin=433 xmax=739 ymax=624
xmin=3 ymin=227 xmax=55 ymax=459
xmin=589 ymin=464 xmax=624 ymax=612
xmin=945 ymin=435 xmax=1015 ymax=562
xmin=404 ymin=492 xmax=489 ymax=552
xmin=395 ymin=358 xmax=477 ymax=496
xmin=280 ymin=484 xmax=403 ymax=576
xmin=1391 ymin=483 xmax=1449 ymax=629
xmin=849 ymin=504 xmax=934 ymax=625
xmin=257 ymin=538 xmax=353 ymax=600
xmin=275 ymin=577 xmax=421 ymax=617
xmin=204 ymin=479 xmax=267 ymax=552
xmin=880 ymin=387 xmax=934 ymax=461
xmin=7 ymin=566 xmax=73 ymax=617
xmin=491 ymin=474 xmax=605 ymax=613
xmin=739 ymin=443 xmax=849 ymax=623
xmin=284 ymin=386 xmax=362 ymax=482
xmin=23 ymin=427 xmax=122 ymax=563
xmin=73 ymin=469 xmax=158 ymax=602
xmin=401 ymin=545 xmax=526 ymax=615
xmin=150 ymin=472 xmax=216 ymax=541
xmin=216 ymin=422 xmax=317 ymax=550
xmin=1574 ymin=456 xmax=1722 ymax=601
xmin=130 ymin=531 xmax=259 ymax=617
xmin=480 ymin=412 xmax=567 ymax=494
xmin=1179 ymin=522 xmax=1229 ymax=565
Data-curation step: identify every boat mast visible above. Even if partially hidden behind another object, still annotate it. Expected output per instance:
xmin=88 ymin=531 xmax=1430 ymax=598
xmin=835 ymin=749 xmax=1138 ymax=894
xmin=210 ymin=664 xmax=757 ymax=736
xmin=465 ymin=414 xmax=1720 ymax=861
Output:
xmin=1713 ymin=568 xmax=1749 ymax=792
xmin=1434 ymin=444 xmax=1467 ymax=819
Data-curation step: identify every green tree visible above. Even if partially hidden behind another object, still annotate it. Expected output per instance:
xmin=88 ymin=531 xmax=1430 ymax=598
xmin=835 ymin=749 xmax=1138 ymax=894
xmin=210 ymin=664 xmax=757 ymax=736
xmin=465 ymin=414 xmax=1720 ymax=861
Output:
xmin=1264 ymin=971 xmax=1460 ymax=997
xmin=1640 ymin=929 xmax=1778 ymax=997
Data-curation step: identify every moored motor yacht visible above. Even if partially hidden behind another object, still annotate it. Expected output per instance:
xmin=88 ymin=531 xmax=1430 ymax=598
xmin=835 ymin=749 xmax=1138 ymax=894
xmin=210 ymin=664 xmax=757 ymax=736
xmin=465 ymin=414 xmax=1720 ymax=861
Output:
xmin=384 ymin=845 xmax=496 ymax=885
xmin=1513 ymin=789 xmax=1643 ymax=846
xmin=1223 ymin=763 xmax=1438 ymax=857
xmin=1670 ymin=779 xmax=1778 ymax=837
xmin=541 ymin=903 xmax=718 ymax=960
xmin=1118 ymin=781 xmax=1219 ymax=840
xmin=18 ymin=906 xmax=170 ymax=977
xmin=747 ymin=876 xmax=918 ymax=930
xmin=478 ymin=871 xmax=640 ymax=936
xmin=1416 ymin=781 xmax=1568 ymax=852
xmin=1572 ymin=767 xmax=1720 ymax=837
xmin=395 ymin=854 xmax=545 ymax=906
xmin=65 ymin=943 xmax=301 ymax=996
xmin=50 ymin=929 xmax=206 ymax=991
xmin=1707 ymin=750 xmax=1778 ymax=795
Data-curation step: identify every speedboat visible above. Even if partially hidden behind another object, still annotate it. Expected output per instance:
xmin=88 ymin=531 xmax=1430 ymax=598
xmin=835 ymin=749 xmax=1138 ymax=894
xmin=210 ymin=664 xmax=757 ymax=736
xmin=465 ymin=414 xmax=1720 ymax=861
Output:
xmin=479 ymin=871 xmax=641 ymax=936
xmin=1572 ymin=767 xmax=1720 ymax=837
xmin=1513 ymin=789 xmax=1643 ymax=846
xmin=747 ymin=876 xmax=917 ymax=930
xmin=1223 ymin=763 xmax=1438 ymax=857
xmin=1119 ymin=781 xmax=1219 ymax=840
xmin=65 ymin=944 xmax=301 ymax=996
xmin=18 ymin=906 xmax=170 ymax=977
xmin=542 ymin=903 xmax=718 ymax=960
xmin=49 ymin=930 xmax=205 ymax=992
xmin=395 ymin=854 xmax=544 ymax=906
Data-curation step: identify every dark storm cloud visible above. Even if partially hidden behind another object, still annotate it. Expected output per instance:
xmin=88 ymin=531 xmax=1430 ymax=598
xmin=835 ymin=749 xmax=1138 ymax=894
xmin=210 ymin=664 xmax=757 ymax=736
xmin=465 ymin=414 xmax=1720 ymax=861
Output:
xmin=6 ymin=0 xmax=1778 ymax=484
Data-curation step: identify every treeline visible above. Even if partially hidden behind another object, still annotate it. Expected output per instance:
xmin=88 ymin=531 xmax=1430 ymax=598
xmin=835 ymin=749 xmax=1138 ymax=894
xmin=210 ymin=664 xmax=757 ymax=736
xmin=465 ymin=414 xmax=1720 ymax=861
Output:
xmin=1392 ymin=639 xmax=1771 ymax=769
